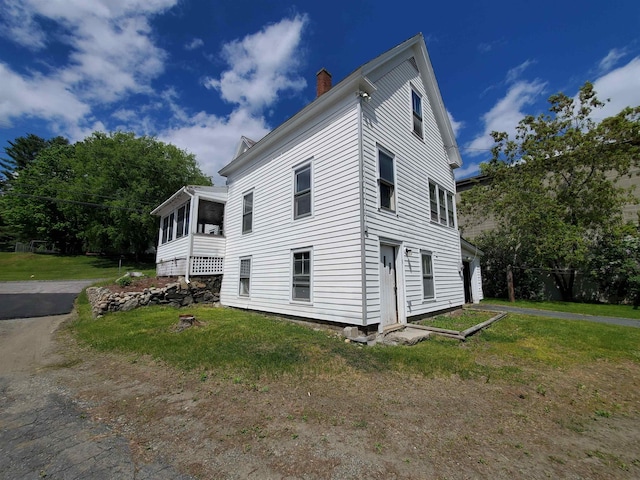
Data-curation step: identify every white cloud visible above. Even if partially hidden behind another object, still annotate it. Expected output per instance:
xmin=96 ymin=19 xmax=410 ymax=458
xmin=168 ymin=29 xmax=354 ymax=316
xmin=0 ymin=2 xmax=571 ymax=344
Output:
xmin=0 ymin=0 xmax=47 ymax=50
xmin=597 ymin=47 xmax=628 ymax=74
xmin=447 ymin=110 xmax=464 ymax=137
xmin=505 ymin=59 xmax=535 ymax=84
xmin=466 ymin=79 xmax=547 ymax=154
xmin=0 ymin=0 xmax=177 ymax=136
xmin=185 ymin=38 xmax=204 ymax=50
xmin=591 ymin=56 xmax=640 ymax=118
xmin=160 ymin=108 xmax=270 ymax=184
xmin=204 ymin=14 xmax=309 ymax=112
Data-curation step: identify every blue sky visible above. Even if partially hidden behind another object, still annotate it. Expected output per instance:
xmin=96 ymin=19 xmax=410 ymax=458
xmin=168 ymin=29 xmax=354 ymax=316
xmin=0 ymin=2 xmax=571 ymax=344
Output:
xmin=1 ymin=0 xmax=639 ymax=184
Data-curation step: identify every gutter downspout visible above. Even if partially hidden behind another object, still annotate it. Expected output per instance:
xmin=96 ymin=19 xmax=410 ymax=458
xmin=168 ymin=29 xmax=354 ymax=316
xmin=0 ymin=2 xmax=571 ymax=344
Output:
xmin=184 ymin=187 xmax=196 ymax=284
xmin=357 ymin=94 xmax=368 ymax=327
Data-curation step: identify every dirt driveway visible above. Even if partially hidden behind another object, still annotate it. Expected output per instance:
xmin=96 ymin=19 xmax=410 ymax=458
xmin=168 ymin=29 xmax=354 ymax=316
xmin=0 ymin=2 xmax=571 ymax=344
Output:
xmin=2 ymin=313 xmax=640 ymax=479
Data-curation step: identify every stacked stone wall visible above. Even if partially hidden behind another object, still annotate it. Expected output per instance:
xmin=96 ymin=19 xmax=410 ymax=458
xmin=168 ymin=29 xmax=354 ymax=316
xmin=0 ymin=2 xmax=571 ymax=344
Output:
xmin=86 ymin=276 xmax=221 ymax=317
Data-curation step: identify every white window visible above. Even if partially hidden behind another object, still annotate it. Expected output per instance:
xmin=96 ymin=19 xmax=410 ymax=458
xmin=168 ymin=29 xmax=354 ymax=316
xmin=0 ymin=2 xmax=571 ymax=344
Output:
xmin=429 ymin=181 xmax=455 ymax=228
xmin=292 ymin=249 xmax=311 ymax=301
xmin=176 ymin=202 xmax=190 ymax=239
xmin=161 ymin=215 xmax=170 ymax=244
xmin=447 ymin=192 xmax=455 ymax=228
xmin=412 ymin=89 xmax=423 ymax=138
xmin=167 ymin=212 xmax=174 ymax=242
xmin=242 ymin=191 xmax=253 ymax=234
xmin=378 ymin=149 xmax=396 ymax=211
xmin=429 ymin=182 xmax=438 ymax=222
xmin=239 ymin=257 xmax=251 ymax=296
xmin=422 ymin=252 xmax=434 ymax=300
xmin=294 ymin=165 xmax=312 ymax=219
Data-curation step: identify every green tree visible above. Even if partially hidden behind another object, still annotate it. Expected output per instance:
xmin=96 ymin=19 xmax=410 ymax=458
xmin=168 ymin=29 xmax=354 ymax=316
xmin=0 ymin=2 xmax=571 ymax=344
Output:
xmin=460 ymin=83 xmax=640 ymax=301
xmin=2 ymin=131 xmax=211 ymax=255
xmin=0 ymin=134 xmax=68 ymax=186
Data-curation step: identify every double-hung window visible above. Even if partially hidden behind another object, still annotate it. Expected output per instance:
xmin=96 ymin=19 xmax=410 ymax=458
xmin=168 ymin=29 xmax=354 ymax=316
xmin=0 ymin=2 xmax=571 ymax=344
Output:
xmin=429 ymin=181 xmax=455 ymax=228
xmin=239 ymin=257 xmax=251 ymax=296
xmin=161 ymin=216 xmax=170 ymax=244
xmin=294 ymin=165 xmax=311 ymax=219
xmin=292 ymin=249 xmax=311 ymax=302
xmin=378 ymin=149 xmax=396 ymax=211
xmin=422 ymin=252 xmax=435 ymax=300
xmin=412 ymin=89 xmax=423 ymax=138
xmin=176 ymin=202 xmax=190 ymax=238
xmin=167 ymin=212 xmax=174 ymax=242
xmin=242 ymin=191 xmax=253 ymax=233
xmin=429 ymin=182 xmax=438 ymax=222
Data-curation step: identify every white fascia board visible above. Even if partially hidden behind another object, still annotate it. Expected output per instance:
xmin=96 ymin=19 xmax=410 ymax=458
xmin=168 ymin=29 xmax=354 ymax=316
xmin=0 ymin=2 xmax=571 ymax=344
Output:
xmin=150 ymin=186 xmax=188 ymax=216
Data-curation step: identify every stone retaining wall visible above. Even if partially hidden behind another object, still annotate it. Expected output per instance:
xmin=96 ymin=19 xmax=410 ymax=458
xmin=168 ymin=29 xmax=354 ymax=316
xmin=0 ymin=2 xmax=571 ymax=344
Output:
xmin=86 ymin=276 xmax=222 ymax=317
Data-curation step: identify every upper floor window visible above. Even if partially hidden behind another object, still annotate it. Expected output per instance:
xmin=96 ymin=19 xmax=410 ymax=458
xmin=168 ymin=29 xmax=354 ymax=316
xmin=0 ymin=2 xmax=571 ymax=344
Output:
xmin=294 ymin=165 xmax=311 ymax=219
xmin=242 ymin=191 xmax=253 ymax=234
xmin=378 ymin=149 xmax=396 ymax=211
xmin=429 ymin=181 xmax=456 ymax=228
xmin=411 ymin=89 xmax=423 ymax=138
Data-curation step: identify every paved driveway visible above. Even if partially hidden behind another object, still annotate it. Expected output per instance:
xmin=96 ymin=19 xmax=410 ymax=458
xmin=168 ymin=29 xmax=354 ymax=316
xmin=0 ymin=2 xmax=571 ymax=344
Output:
xmin=0 ymin=280 xmax=99 ymax=320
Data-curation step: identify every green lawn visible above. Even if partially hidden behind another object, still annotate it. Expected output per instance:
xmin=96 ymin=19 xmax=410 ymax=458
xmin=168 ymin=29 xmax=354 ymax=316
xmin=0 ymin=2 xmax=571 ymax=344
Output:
xmin=70 ymin=294 xmax=640 ymax=383
xmin=482 ymin=298 xmax=640 ymax=319
xmin=0 ymin=252 xmax=156 ymax=281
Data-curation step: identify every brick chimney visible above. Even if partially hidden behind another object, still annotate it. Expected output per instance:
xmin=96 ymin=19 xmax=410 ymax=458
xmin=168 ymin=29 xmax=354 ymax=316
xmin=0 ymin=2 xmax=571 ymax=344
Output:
xmin=316 ymin=68 xmax=332 ymax=97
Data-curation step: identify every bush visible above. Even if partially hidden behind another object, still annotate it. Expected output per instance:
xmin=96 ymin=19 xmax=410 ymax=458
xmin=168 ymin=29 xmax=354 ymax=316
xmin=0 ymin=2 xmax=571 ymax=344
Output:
xmin=115 ymin=276 xmax=132 ymax=287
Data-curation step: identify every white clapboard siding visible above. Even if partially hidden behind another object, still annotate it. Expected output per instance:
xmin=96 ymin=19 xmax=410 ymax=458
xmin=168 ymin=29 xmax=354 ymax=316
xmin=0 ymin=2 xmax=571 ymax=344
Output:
xmin=155 ymin=236 xmax=189 ymax=264
xmin=192 ymin=234 xmax=226 ymax=257
xmin=361 ymin=58 xmax=464 ymax=324
xmin=220 ymin=97 xmax=365 ymax=324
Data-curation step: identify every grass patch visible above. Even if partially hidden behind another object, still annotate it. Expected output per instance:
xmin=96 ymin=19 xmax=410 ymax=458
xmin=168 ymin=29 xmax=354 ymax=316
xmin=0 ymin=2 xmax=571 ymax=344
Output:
xmin=70 ymin=294 xmax=640 ymax=383
xmin=0 ymin=252 xmax=155 ymax=281
xmin=482 ymin=298 xmax=640 ymax=320
xmin=419 ymin=310 xmax=495 ymax=331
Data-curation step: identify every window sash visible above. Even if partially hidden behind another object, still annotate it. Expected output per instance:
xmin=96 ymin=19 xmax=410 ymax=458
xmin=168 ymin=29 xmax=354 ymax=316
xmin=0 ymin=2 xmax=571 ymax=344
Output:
xmin=167 ymin=213 xmax=174 ymax=242
xmin=292 ymin=251 xmax=311 ymax=301
xmin=239 ymin=258 xmax=251 ymax=296
xmin=294 ymin=166 xmax=311 ymax=218
xmin=161 ymin=216 xmax=169 ymax=244
xmin=422 ymin=253 xmax=434 ymax=299
xmin=429 ymin=182 xmax=438 ymax=222
xmin=378 ymin=150 xmax=395 ymax=211
xmin=243 ymin=192 xmax=253 ymax=233
xmin=438 ymin=189 xmax=447 ymax=225
xmin=412 ymin=90 xmax=423 ymax=137
xmin=176 ymin=206 xmax=186 ymax=239
xmin=447 ymin=192 xmax=455 ymax=227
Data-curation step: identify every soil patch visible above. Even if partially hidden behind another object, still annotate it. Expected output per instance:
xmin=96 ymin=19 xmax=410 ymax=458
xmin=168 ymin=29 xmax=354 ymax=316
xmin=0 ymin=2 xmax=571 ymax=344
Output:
xmin=52 ymin=324 xmax=640 ymax=479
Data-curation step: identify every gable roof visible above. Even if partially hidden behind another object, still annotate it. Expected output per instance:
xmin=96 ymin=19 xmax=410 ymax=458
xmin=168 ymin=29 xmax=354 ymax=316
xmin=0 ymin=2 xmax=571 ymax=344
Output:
xmin=219 ymin=33 xmax=461 ymax=178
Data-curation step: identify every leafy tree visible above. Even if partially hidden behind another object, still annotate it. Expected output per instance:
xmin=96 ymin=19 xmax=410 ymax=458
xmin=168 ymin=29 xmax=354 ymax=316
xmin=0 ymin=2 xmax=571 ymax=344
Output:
xmin=589 ymin=224 xmax=640 ymax=305
xmin=2 ymin=131 xmax=211 ymax=255
xmin=0 ymin=134 xmax=68 ymax=186
xmin=460 ymin=83 xmax=640 ymax=301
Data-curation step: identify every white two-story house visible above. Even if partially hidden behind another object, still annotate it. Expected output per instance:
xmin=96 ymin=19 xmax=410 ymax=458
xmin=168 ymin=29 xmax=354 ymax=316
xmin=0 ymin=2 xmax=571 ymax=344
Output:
xmin=151 ymin=33 xmax=483 ymax=332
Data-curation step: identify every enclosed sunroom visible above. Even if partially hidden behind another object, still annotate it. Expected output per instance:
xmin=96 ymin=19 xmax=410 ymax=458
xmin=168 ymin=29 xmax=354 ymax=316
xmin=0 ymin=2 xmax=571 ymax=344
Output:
xmin=151 ymin=186 xmax=227 ymax=278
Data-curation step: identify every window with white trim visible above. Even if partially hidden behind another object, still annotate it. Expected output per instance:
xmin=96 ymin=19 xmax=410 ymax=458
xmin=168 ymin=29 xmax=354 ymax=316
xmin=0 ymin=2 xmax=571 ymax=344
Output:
xmin=239 ymin=257 xmax=251 ymax=296
xmin=411 ymin=89 xmax=423 ymax=138
xmin=422 ymin=252 xmax=434 ymax=300
xmin=176 ymin=202 xmax=190 ymax=239
xmin=378 ymin=149 xmax=396 ymax=211
xmin=161 ymin=215 xmax=170 ymax=244
xmin=242 ymin=191 xmax=253 ymax=234
xmin=167 ymin=212 xmax=174 ymax=242
xmin=294 ymin=165 xmax=311 ymax=219
xmin=292 ymin=249 xmax=311 ymax=302
xmin=429 ymin=181 xmax=455 ymax=228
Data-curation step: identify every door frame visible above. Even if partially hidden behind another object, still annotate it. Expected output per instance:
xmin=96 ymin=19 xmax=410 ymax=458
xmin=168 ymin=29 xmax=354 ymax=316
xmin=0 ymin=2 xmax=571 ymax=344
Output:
xmin=378 ymin=239 xmax=407 ymax=332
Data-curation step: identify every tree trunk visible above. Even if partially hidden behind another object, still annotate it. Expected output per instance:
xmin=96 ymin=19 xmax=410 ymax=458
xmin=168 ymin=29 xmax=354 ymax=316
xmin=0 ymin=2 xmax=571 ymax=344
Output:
xmin=551 ymin=267 xmax=575 ymax=302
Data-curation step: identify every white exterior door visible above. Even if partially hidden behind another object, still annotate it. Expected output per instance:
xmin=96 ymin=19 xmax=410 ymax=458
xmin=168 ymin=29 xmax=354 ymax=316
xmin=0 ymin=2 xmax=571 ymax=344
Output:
xmin=379 ymin=244 xmax=398 ymax=328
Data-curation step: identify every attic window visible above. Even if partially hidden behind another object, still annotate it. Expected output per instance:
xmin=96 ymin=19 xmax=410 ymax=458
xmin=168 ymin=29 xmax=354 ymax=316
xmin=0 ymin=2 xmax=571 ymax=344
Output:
xmin=411 ymin=89 xmax=423 ymax=138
